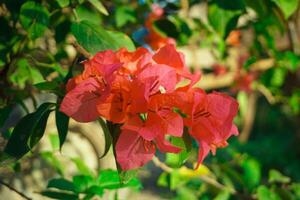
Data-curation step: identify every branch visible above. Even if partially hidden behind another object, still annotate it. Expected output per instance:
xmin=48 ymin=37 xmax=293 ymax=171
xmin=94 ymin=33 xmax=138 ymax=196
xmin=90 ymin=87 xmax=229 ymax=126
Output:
xmin=152 ymin=156 xmax=236 ymax=194
xmin=0 ymin=179 xmax=32 ymax=200
xmin=71 ymin=41 xmax=92 ymax=59
xmin=197 ymin=58 xmax=274 ymax=90
xmin=239 ymin=92 xmax=257 ymax=143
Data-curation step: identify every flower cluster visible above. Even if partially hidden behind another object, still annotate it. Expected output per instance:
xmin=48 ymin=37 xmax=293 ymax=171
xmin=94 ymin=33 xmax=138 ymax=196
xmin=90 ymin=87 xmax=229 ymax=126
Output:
xmin=60 ymin=44 xmax=239 ymax=170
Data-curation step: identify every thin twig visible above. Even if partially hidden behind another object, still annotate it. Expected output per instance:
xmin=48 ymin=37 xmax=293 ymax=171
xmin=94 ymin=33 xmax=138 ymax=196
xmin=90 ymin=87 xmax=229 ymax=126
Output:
xmin=152 ymin=156 xmax=236 ymax=194
xmin=71 ymin=41 xmax=92 ymax=59
xmin=0 ymin=179 xmax=32 ymax=200
xmin=239 ymin=92 xmax=257 ymax=143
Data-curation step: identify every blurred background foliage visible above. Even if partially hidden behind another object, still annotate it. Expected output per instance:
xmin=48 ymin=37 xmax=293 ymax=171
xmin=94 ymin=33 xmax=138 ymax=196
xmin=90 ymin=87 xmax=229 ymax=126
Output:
xmin=0 ymin=0 xmax=300 ymax=199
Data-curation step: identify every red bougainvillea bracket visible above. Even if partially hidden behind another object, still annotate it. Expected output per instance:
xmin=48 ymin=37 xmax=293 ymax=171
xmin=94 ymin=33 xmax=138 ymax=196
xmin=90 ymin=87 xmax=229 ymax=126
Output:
xmin=60 ymin=44 xmax=239 ymax=170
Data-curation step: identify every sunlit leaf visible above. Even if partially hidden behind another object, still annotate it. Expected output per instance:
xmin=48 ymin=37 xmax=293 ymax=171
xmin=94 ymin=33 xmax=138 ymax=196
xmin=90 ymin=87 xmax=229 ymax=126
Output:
xmin=271 ymin=0 xmax=299 ymax=19
xmin=71 ymin=21 xmax=135 ymax=55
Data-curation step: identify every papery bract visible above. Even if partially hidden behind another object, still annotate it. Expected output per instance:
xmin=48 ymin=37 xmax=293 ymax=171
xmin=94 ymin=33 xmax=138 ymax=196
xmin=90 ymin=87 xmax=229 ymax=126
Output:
xmin=60 ymin=44 xmax=239 ymax=171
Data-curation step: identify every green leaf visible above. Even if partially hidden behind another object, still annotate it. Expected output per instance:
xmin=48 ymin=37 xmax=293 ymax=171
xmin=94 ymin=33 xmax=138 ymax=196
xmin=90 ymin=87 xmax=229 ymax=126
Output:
xmin=256 ymin=186 xmax=281 ymax=200
xmin=107 ymin=31 xmax=136 ymax=51
xmin=98 ymin=169 xmax=121 ymax=189
xmin=9 ymin=58 xmax=44 ymax=89
xmin=241 ymin=158 xmax=261 ymax=191
xmin=237 ymin=91 xmax=248 ymax=118
xmin=268 ymin=169 xmax=290 ymax=184
xmin=214 ymin=190 xmax=231 ymax=200
xmin=75 ymin=4 xmax=102 ymax=25
xmin=87 ymin=0 xmax=108 ymax=16
xmin=41 ymin=151 xmax=64 ymax=175
xmin=166 ymin=133 xmax=192 ymax=168
xmin=71 ymin=21 xmax=135 ymax=55
xmin=71 ymin=157 xmax=94 ymax=176
xmin=49 ymin=134 xmax=60 ymax=151
xmin=56 ymin=109 xmax=69 ymax=150
xmin=175 ymin=187 xmax=198 ymax=200
xmin=4 ymin=103 xmax=55 ymax=159
xmin=85 ymin=185 xmax=104 ymax=197
xmin=153 ymin=18 xmax=179 ymax=39
xmin=19 ymin=1 xmax=50 ymax=39
xmin=98 ymin=169 xmax=141 ymax=190
xmin=47 ymin=178 xmax=77 ymax=192
xmin=34 ymin=81 xmax=59 ymax=91
xmin=115 ymin=6 xmax=136 ymax=28
xmin=73 ymin=175 xmax=95 ymax=193
xmin=97 ymin=118 xmax=111 ymax=158
xmin=291 ymin=183 xmax=300 ymax=198
xmin=270 ymin=67 xmax=287 ymax=87
xmin=271 ymin=0 xmax=299 ymax=19
xmin=56 ymin=0 xmax=69 ymax=7
xmin=40 ymin=190 xmax=78 ymax=200
xmin=208 ymin=3 xmax=242 ymax=38
xmin=118 ymin=169 xmax=138 ymax=185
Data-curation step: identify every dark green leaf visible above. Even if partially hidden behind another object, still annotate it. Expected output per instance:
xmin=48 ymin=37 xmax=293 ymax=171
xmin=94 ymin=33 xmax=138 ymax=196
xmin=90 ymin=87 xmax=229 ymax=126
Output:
xmin=34 ymin=81 xmax=59 ymax=91
xmin=56 ymin=109 xmax=69 ymax=150
xmin=4 ymin=103 xmax=55 ymax=159
xmin=19 ymin=1 xmax=50 ymax=39
xmin=85 ymin=185 xmax=104 ymax=196
xmin=97 ymin=118 xmax=111 ymax=158
xmin=47 ymin=178 xmax=77 ymax=192
xmin=0 ymin=106 xmax=12 ymax=128
xmin=40 ymin=190 xmax=78 ymax=200
xmin=153 ymin=18 xmax=179 ymax=39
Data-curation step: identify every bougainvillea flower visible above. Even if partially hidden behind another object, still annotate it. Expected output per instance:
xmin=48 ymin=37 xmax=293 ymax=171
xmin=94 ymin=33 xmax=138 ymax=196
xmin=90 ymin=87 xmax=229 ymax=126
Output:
xmin=116 ymin=129 xmax=156 ymax=170
xmin=60 ymin=50 xmax=122 ymax=122
xmin=185 ymin=90 xmax=239 ymax=165
xmin=60 ymin=44 xmax=239 ymax=171
xmin=116 ymin=125 xmax=182 ymax=170
xmin=60 ymin=77 xmax=109 ymax=122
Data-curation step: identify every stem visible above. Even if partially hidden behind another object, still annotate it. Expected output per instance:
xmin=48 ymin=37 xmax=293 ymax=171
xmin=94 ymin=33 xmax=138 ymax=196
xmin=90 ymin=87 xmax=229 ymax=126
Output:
xmin=0 ymin=179 xmax=32 ymax=200
xmin=71 ymin=41 xmax=92 ymax=59
xmin=152 ymin=156 xmax=236 ymax=194
xmin=239 ymin=92 xmax=257 ymax=143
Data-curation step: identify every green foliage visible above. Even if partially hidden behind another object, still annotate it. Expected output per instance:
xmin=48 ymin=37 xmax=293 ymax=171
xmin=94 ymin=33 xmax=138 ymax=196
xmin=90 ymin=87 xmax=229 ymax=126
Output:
xmin=71 ymin=21 xmax=135 ymax=55
xmin=41 ymin=169 xmax=142 ymax=199
xmin=208 ymin=1 xmax=242 ymax=39
xmin=2 ymin=103 xmax=55 ymax=160
xmin=271 ymin=0 xmax=299 ymax=19
xmin=19 ymin=1 xmax=50 ymax=39
xmin=55 ymin=109 xmax=69 ymax=150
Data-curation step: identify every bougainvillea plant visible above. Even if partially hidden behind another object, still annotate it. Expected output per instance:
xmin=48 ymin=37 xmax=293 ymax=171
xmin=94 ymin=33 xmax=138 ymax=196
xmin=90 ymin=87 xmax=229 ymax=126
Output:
xmin=60 ymin=44 xmax=239 ymax=171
